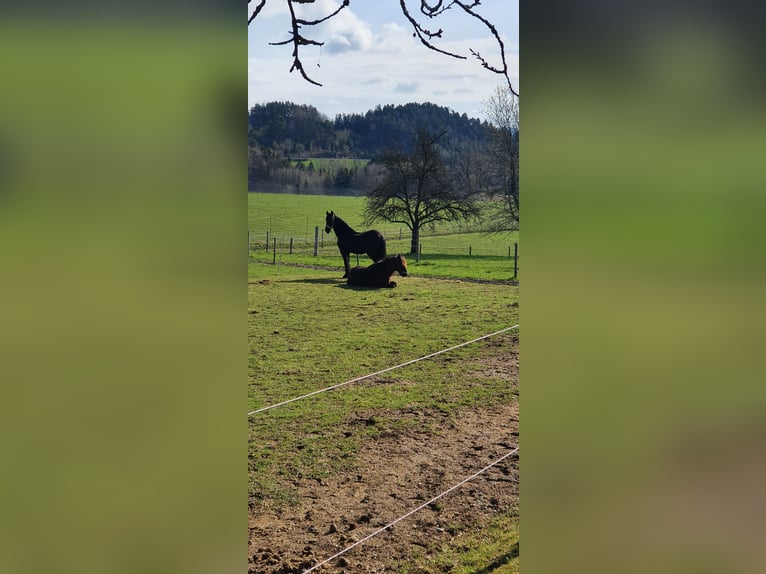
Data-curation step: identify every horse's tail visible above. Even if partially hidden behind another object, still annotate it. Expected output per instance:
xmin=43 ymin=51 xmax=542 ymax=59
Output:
xmin=376 ymin=231 xmax=387 ymax=261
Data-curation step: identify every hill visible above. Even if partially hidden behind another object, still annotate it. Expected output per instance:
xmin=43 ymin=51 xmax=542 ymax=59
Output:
xmin=248 ymin=101 xmax=494 ymax=193
xmin=248 ymin=101 xmax=490 ymax=159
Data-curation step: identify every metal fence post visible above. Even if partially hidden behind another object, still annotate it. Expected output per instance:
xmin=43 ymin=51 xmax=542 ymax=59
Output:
xmin=513 ymin=242 xmax=518 ymax=278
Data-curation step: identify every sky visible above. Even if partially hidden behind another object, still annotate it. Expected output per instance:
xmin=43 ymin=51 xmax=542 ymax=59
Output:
xmin=247 ymin=0 xmax=518 ymax=120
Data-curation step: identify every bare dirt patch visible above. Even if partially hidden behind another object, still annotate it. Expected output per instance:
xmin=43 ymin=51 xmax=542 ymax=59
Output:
xmin=249 ymin=339 xmax=519 ymax=573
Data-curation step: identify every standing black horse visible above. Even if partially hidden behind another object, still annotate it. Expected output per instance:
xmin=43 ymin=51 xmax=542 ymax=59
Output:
xmin=324 ymin=211 xmax=386 ymax=278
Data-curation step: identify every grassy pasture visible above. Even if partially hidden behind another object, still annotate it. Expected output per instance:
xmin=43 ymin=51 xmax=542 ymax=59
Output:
xmin=248 ymin=192 xmax=503 ymax=238
xmin=248 ymin=192 xmax=520 ymax=281
xmin=248 ymin=262 xmax=519 ymax=572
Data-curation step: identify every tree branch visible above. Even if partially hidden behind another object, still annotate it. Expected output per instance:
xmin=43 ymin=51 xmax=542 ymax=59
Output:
xmin=249 ymin=0 xmax=517 ymax=95
xmin=452 ymin=1 xmax=518 ymax=96
xmin=298 ymin=0 xmax=350 ymax=25
xmin=269 ymin=0 xmax=325 ymax=87
xmin=399 ymin=0 xmax=466 ymax=60
xmin=248 ymin=0 xmax=268 ymax=26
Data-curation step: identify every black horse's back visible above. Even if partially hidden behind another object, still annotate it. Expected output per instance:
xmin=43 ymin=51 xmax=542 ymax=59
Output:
xmin=325 ymin=210 xmax=387 ymax=276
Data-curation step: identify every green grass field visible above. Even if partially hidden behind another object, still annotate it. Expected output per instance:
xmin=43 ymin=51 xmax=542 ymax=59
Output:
xmin=248 ymin=262 xmax=519 ymax=572
xmin=249 ymin=192 xmax=519 ymax=571
xmin=248 ymin=192 xmax=520 ymax=281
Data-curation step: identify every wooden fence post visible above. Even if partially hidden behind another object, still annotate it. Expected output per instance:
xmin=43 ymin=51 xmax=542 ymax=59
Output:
xmin=272 ymin=238 xmax=277 ymax=265
xmin=313 ymin=226 xmax=319 ymax=256
xmin=469 ymin=246 xmax=472 ymax=256
xmin=289 ymin=237 xmax=293 ymax=255
xmin=513 ymin=242 xmax=518 ymax=278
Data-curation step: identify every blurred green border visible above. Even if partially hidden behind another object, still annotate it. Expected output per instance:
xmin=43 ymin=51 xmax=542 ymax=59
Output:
xmin=0 ymin=18 xmax=246 ymax=574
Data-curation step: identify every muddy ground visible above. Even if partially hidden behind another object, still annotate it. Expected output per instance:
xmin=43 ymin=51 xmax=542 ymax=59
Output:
xmin=249 ymin=337 xmax=519 ymax=573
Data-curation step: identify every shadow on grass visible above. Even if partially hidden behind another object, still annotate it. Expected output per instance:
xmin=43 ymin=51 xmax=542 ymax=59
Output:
xmin=475 ymin=541 xmax=519 ymax=574
xmin=279 ymin=277 xmax=400 ymax=289
xmin=336 ymin=283 xmax=394 ymax=291
xmin=282 ymin=277 xmax=343 ymax=285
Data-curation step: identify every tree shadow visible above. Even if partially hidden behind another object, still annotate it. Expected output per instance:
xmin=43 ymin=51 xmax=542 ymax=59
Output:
xmin=474 ymin=541 xmax=519 ymax=574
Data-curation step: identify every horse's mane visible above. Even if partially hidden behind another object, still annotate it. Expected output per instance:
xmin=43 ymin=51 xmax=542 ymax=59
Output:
xmin=332 ymin=214 xmax=356 ymax=235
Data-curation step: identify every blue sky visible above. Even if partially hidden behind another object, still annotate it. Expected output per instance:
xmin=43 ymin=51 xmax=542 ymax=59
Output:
xmin=248 ymin=0 xmax=518 ymax=120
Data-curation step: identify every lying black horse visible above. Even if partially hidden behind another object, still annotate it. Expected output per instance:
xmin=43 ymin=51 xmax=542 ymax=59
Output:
xmin=347 ymin=254 xmax=408 ymax=288
xmin=325 ymin=211 xmax=386 ymax=278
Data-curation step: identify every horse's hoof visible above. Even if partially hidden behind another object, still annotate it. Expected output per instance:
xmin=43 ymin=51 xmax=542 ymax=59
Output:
xmin=388 ymin=281 xmax=397 ymax=288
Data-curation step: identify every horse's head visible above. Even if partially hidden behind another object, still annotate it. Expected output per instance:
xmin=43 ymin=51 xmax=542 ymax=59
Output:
xmin=324 ymin=211 xmax=335 ymax=234
xmin=396 ymin=254 xmax=408 ymax=277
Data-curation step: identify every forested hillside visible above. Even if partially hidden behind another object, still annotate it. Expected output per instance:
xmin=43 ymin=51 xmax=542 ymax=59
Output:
xmin=248 ymin=101 xmax=489 ymax=159
xmin=248 ymin=101 xmax=494 ymax=194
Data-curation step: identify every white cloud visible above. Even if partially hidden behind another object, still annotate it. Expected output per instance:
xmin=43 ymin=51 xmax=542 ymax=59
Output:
xmin=247 ymin=0 xmax=289 ymax=20
xmin=393 ymin=82 xmax=420 ymax=94
xmin=248 ymin=4 xmax=519 ymax=119
xmin=289 ymin=0 xmax=375 ymax=54
xmin=372 ymin=23 xmax=412 ymax=56
xmin=324 ymin=22 xmax=374 ymax=54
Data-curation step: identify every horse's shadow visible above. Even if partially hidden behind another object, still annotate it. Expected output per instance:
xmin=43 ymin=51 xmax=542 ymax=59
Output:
xmin=281 ymin=277 xmax=403 ymax=290
xmin=283 ymin=277 xmax=343 ymax=285
xmin=337 ymin=283 xmax=391 ymax=291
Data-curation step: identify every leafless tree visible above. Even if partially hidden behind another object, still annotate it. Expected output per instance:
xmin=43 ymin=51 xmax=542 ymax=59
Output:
xmin=248 ymin=0 xmax=517 ymax=95
xmin=364 ymin=127 xmax=479 ymax=254
xmin=482 ymin=85 xmax=518 ymax=231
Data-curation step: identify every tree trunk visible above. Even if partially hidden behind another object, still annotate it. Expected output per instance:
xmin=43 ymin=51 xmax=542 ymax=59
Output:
xmin=410 ymin=226 xmax=420 ymax=255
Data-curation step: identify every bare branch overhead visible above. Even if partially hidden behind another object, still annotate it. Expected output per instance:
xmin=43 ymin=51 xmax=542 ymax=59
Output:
xmin=248 ymin=0 xmax=517 ymax=95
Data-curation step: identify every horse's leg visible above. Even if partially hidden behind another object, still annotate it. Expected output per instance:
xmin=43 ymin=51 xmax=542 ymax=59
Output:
xmin=387 ymin=280 xmax=397 ymax=288
xmin=342 ymin=250 xmax=350 ymax=278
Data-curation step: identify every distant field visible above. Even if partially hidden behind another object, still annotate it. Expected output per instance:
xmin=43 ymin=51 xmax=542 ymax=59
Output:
xmin=249 ymin=192 xmax=364 ymax=237
xmin=248 ymin=192 xmax=519 ymax=281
